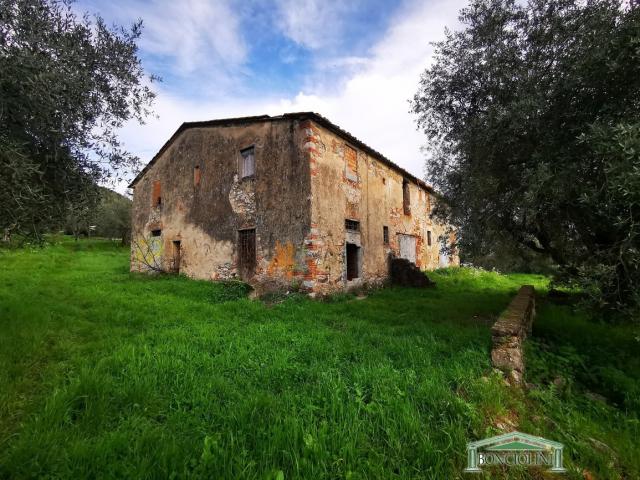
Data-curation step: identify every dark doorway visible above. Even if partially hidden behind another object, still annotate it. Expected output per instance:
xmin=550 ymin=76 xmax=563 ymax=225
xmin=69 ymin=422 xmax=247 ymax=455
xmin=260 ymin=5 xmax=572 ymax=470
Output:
xmin=346 ymin=243 xmax=359 ymax=281
xmin=171 ymin=240 xmax=181 ymax=273
xmin=238 ymin=229 xmax=256 ymax=280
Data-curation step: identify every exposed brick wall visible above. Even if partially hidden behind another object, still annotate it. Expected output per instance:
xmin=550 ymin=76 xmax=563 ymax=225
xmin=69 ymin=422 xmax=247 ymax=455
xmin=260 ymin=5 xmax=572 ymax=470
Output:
xmin=303 ymin=118 xmax=459 ymax=294
xmin=344 ymin=144 xmax=358 ymax=182
xmin=300 ymin=121 xmax=324 ymax=291
xmin=303 ymin=223 xmax=327 ymax=290
xmin=491 ymin=285 xmax=536 ymax=384
xmin=151 ymin=180 xmax=161 ymax=207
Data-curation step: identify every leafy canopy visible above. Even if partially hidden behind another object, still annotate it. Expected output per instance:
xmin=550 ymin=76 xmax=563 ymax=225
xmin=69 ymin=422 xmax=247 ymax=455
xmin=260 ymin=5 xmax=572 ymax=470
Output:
xmin=0 ymin=0 xmax=156 ymax=239
xmin=412 ymin=0 xmax=640 ymax=315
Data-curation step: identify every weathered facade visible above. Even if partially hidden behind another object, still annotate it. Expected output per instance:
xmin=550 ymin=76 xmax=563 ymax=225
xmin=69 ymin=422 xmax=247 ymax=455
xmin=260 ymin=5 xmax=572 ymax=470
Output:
xmin=130 ymin=113 xmax=458 ymax=293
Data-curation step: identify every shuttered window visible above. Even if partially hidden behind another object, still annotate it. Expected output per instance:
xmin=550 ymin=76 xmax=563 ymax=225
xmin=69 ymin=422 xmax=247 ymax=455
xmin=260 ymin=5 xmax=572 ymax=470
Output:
xmin=240 ymin=147 xmax=255 ymax=178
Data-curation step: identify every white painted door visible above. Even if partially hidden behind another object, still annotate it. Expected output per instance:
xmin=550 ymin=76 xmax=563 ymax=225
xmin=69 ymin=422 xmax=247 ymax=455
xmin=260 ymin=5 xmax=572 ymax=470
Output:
xmin=398 ymin=234 xmax=416 ymax=264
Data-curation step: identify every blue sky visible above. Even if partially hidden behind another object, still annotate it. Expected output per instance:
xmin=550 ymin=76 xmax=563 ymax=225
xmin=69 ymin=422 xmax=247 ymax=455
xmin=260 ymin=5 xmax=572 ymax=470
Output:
xmin=75 ymin=0 xmax=466 ymax=192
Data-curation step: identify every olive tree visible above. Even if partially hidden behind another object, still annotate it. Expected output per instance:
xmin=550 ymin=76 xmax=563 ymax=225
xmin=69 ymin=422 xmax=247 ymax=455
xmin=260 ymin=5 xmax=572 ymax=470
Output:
xmin=412 ymin=0 xmax=640 ymax=315
xmin=0 ymin=0 xmax=156 ymax=241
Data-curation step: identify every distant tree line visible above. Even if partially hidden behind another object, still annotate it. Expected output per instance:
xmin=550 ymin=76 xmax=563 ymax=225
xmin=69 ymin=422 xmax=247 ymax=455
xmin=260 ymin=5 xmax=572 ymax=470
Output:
xmin=413 ymin=0 xmax=640 ymax=316
xmin=0 ymin=0 xmax=155 ymax=242
xmin=64 ymin=187 xmax=131 ymax=245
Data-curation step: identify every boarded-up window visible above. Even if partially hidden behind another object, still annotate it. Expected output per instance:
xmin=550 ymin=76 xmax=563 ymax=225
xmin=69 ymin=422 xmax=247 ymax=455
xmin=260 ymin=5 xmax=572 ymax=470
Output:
xmin=238 ymin=228 xmax=256 ymax=279
xmin=398 ymin=234 xmax=416 ymax=264
xmin=194 ymin=166 xmax=201 ymax=186
xmin=345 ymin=145 xmax=358 ymax=181
xmin=383 ymin=226 xmax=389 ymax=245
xmin=240 ymin=147 xmax=255 ymax=178
xmin=427 ymin=230 xmax=432 ymax=246
xmin=152 ymin=180 xmax=161 ymax=207
xmin=402 ymin=179 xmax=410 ymax=215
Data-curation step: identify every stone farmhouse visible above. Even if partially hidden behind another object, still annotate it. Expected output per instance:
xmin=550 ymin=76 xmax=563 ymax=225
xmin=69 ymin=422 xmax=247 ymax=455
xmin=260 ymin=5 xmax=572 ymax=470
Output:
xmin=129 ymin=112 xmax=458 ymax=294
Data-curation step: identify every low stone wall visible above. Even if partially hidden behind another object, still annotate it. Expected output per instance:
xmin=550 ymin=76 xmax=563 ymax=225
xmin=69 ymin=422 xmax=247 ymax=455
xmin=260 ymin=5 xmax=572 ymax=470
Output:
xmin=491 ymin=285 xmax=536 ymax=384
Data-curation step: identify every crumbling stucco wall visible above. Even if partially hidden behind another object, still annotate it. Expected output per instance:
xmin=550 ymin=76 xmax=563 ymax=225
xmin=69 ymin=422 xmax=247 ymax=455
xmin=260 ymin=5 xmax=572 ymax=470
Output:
xmin=299 ymin=119 xmax=459 ymax=294
xmin=131 ymin=115 xmax=458 ymax=294
xmin=131 ymin=120 xmax=312 ymax=286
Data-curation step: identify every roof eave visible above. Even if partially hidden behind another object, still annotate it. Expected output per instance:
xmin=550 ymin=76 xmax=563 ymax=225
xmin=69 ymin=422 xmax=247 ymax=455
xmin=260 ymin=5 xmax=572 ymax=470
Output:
xmin=127 ymin=112 xmax=435 ymax=194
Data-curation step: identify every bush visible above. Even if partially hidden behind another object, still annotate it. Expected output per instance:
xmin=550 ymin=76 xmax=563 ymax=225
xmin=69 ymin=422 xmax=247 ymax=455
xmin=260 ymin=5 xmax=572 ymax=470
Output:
xmin=207 ymin=280 xmax=253 ymax=303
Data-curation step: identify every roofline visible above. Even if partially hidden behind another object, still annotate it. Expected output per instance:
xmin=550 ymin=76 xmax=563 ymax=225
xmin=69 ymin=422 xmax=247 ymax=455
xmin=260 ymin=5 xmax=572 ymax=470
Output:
xmin=128 ymin=112 xmax=434 ymax=193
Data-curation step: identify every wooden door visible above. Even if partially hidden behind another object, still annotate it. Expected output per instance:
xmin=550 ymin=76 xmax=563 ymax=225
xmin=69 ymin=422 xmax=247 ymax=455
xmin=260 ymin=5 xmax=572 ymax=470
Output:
xmin=238 ymin=229 xmax=256 ymax=280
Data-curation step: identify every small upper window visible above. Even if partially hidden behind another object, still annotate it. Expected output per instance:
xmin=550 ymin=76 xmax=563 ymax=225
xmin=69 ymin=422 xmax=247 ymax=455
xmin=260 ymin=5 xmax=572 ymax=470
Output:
xmin=402 ymin=179 xmax=411 ymax=215
xmin=152 ymin=180 xmax=161 ymax=207
xmin=240 ymin=147 xmax=255 ymax=178
xmin=383 ymin=226 xmax=389 ymax=245
xmin=194 ymin=165 xmax=201 ymax=186
xmin=151 ymin=229 xmax=162 ymax=237
xmin=344 ymin=145 xmax=358 ymax=182
xmin=427 ymin=230 xmax=432 ymax=246
xmin=345 ymin=219 xmax=360 ymax=232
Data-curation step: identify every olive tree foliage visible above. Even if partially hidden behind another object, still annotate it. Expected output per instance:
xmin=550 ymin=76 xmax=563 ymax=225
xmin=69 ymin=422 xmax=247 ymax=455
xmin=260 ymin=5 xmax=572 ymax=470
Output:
xmin=0 ymin=0 xmax=156 ymax=241
xmin=94 ymin=187 xmax=131 ymax=245
xmin=62 ymin=187 xmax=131 ymax=242
xmin=412 ymin=0 xmax=640 ymax=315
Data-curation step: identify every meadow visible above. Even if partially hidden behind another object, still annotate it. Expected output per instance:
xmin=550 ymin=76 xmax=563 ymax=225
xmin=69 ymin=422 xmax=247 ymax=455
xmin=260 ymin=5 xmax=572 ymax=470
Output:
xmin=0 ymin=238 xmax=638 ymax=479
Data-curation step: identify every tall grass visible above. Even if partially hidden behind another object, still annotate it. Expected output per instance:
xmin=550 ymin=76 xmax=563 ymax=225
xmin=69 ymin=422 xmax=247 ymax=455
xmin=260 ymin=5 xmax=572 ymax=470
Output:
xmin=0 ymin=238 xmax=637 ymax=479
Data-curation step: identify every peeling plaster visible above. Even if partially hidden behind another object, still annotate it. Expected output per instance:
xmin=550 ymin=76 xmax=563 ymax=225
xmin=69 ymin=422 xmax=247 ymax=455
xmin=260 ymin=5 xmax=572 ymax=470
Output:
xmin=131 ymin=117 xmax=458 ymax=294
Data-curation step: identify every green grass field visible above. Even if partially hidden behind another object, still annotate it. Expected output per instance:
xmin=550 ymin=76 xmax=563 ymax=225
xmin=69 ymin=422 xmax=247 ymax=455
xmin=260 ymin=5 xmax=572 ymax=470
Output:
xmin=0 ymin=238 xmax=638 ymax=479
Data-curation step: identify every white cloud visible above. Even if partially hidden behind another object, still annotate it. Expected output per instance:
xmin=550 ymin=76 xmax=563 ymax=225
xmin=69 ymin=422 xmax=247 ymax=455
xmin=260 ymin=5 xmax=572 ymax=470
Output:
xmin=84 ymin=0 xmax=246 ymax=75
xmin=274 ymin=0 xmax=355 ymax=50
xmin=142 ymin=0 xmax=246 ymax=72
xmin=112 ymin=0 xmax=466 ymax=194
xmin=273 ymin=0 xmax=465 ymax=181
